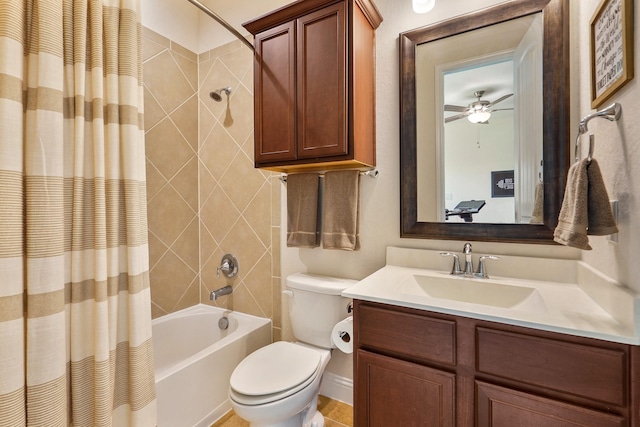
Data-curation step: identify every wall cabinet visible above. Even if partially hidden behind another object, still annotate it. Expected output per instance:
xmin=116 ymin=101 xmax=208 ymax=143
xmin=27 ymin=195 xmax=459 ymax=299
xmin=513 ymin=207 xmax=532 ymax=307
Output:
xmin=243 ymin=0 xmax=382 ymax=173
xmin=354 ymin=300 xmax=639 ymax=427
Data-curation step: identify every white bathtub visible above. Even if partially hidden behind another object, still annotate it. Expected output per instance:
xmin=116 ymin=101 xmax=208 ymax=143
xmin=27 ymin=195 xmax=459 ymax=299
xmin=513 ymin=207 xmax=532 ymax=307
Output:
xmin=153 ymin=304 xmax=272 ymax=427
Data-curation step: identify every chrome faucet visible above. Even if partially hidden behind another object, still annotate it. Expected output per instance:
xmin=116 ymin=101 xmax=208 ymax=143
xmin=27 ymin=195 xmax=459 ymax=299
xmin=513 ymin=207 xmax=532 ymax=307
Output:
xmin=216 ymin=254 xmax=239 ymax=279
xmin=210 ymin=285 xmax=233 ymax=301
xmin=462 ymin=242 xmax=473 ymax=275
xmin=439 ymin=252 xmax=463 ymax=275
xmin=476 ymin=255 xmax=500 ymax=279
xmin=441 ymin=242 xmax=500 ymax=278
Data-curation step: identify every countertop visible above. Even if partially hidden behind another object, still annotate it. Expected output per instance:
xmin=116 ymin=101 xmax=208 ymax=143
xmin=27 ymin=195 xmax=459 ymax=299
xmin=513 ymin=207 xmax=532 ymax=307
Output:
xmin=343 ymin=247 xmax=640 ymax=345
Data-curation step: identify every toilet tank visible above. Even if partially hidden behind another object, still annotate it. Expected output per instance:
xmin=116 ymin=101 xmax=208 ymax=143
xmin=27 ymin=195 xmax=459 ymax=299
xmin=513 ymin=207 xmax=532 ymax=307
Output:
xmin=286 ymin=273 xmax=357 ymax=349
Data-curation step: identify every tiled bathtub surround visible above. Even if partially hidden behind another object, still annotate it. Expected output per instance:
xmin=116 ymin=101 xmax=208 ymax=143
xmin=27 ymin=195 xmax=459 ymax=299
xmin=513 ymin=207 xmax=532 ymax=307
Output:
xmin=143 ymin=28 xmax=281 ymax=338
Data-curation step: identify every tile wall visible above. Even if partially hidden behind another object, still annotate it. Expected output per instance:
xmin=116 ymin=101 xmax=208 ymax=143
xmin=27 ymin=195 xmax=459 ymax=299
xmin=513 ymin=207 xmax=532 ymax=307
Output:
xmin=142 ymin=28 xmax=281 ymax=340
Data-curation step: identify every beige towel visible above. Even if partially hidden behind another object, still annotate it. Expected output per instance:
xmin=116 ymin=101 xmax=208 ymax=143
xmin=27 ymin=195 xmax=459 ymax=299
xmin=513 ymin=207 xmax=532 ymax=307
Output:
xmin=586 ymin=159 xmax=619 ymax=235
xmin=286 ymin=173 xmax=320 ymax=248
xmin=322 ymin=170 xmax=360 ymax=250
xmin=530 ymin=181 xmax=544 ymax=224
xmin=554 ymin=159 xmax=591 ymax=249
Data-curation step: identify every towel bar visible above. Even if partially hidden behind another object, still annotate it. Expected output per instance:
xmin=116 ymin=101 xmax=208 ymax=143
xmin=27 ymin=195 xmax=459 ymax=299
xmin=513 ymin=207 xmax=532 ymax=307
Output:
xmin=575 ymin=102 xmax=622 ymax=163
xmin=279 ymin=169 xmax=379 ymax=183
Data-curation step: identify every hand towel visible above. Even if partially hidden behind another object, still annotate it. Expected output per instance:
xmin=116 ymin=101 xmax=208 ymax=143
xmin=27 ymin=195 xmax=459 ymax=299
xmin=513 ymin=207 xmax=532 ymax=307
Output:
xmin=553 ymin=159 xmax=591 ymax=250
xmin=286 ymin=173 xmax=320 ymax=248
xmin=586 ymin=159 xmax=619 ymax=235
xmin=530 ymin=181 xmax=544 ymax=224
xmin=322 ymin=170 xmax=360 ymax=250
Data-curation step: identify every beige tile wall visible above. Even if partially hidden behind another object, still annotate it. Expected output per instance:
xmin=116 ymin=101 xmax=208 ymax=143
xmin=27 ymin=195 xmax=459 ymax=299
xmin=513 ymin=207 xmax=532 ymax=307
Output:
xmin=143 ymin=28 xmax=281 ymax=339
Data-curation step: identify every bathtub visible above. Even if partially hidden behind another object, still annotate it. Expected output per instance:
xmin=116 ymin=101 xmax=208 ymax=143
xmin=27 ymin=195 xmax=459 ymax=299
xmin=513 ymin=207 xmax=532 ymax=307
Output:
xmin=153 ymin=304 xmax=272 ymax=427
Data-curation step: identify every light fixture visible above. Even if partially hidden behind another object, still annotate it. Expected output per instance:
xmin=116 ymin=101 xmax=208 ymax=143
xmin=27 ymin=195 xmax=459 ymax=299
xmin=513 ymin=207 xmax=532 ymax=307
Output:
xmin=412 ymin=0 xmax=435 ymax=13
xmin=467 ymin=109 xmax=491 ymax=124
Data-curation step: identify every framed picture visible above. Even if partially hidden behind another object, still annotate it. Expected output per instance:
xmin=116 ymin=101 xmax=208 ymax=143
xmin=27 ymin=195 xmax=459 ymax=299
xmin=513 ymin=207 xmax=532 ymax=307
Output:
xmin=491 ymin=170 xmax=514 ymax=198
xmin=590 ymin=0 xmax=634 ymax=108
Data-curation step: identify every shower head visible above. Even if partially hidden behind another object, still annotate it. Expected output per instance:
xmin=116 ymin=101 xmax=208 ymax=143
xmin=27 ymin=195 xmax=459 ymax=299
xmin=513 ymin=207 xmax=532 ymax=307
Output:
xmin=209 ymin=86 xmax=232 ymax=102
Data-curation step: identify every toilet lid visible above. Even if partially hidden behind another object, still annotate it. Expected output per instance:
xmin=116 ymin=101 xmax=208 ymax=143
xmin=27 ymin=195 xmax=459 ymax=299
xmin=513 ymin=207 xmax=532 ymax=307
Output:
xmin=230 ymin=341 xmax=321 ymax=397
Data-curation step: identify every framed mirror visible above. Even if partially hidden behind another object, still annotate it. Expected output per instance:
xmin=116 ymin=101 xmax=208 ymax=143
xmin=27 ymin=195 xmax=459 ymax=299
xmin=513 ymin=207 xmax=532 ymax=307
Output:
xmin=400 ymin=0 xmax=570 ymax=243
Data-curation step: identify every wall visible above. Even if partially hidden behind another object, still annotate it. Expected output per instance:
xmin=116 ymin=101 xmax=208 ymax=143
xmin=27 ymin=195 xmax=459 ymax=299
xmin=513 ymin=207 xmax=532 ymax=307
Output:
xmin=197 ymin=40 xmax=281 ymax=337
xmin=141 ymin=0 xmax=640 ymax=401
xmin=143 ymin=27 xmax=200 ymax=317
xmin=280 ymin=0 xmax=640 ymax=385
xmin=142 ymin=27 xmax=282 ymax=338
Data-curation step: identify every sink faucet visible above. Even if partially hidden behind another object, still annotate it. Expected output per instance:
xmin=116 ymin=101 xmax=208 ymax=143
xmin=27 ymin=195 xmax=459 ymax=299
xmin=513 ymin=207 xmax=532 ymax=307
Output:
xmin=210 ymin=285 xmax=233 ymax=301
xmin=441 ymin=242 xmax=500 ymax=278
xmin=439 ymin=252 xmax=463 ymax=275
xmin=476 ymin=255 xmax=500 ymax=279
xmin=462 ymin=242 xmax=473 ymax=275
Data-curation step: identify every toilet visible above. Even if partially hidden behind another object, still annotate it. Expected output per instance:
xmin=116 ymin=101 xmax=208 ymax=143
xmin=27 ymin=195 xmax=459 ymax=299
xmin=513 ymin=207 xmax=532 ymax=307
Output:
xmin=228 ymin=273 xmax=356 ymax=427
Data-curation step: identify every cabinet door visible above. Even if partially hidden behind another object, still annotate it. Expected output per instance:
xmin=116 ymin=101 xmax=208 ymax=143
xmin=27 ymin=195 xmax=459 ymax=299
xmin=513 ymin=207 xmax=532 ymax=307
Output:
xmin=356 ymin=349 xmax=455 ymax=427
xmin=254 ymin=21 xmax=296 ymax=164
xmin=296 ymin=3 xmax=348 ymax=159
xmin=476 ymin=381 xmax=625 ymax=427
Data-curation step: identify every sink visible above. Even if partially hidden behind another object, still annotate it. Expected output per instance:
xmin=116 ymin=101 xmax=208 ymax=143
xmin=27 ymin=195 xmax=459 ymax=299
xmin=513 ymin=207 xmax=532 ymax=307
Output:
xmin=401 ymin=274 xmax=548 ymax=311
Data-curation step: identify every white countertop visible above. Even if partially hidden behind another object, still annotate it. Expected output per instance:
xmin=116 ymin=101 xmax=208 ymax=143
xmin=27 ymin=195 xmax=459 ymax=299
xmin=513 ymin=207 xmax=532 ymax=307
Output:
xmin=343 ymin=247 xmax=640 ymax=345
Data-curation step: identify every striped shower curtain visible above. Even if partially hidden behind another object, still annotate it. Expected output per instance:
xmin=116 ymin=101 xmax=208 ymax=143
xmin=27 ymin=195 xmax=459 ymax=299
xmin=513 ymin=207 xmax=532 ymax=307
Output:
xmin=0 ymin=0 xmax=156 ymax=425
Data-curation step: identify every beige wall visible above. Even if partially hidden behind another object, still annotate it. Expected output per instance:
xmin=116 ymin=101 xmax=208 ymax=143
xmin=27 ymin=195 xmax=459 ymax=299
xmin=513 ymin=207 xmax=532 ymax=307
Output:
xmin=142 ymin=28 xmax=281 ymax=339
xmin=281 ymin=0 xmax=640 ymax=380
xmin=141 ymin=0 xmax=640 ymax=388
xmin=143 ymin=28 xmax=200 ymax=317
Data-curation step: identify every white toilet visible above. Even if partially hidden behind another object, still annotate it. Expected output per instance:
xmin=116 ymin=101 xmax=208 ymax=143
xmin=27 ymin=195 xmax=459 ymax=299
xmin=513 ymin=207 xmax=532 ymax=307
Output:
xmin=228 ymin=273 xmax=356 ymax=427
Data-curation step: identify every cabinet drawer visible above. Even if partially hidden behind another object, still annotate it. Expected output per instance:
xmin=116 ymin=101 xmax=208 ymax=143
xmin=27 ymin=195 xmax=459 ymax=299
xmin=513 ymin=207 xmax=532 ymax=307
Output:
xmin=476 ymin=327 xmax=627 ymax=406
xmin=358 ymin=304 xmax=455 ymax=366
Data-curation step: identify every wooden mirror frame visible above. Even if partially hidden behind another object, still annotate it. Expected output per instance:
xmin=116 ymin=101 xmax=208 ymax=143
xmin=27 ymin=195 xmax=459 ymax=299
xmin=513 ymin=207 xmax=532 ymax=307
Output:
xmin=400 ymin=0 xmax=570 ymax=244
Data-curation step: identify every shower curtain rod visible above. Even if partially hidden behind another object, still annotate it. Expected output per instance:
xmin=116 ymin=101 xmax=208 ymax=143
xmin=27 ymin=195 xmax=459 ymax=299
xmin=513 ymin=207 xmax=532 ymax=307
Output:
xmin=185 ymin=0 xmax=255 ymax=51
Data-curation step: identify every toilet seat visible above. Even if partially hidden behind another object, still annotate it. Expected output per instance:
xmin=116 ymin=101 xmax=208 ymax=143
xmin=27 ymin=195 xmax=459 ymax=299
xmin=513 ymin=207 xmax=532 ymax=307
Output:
xmin=229 ymin=342 xmax=322 ymax=406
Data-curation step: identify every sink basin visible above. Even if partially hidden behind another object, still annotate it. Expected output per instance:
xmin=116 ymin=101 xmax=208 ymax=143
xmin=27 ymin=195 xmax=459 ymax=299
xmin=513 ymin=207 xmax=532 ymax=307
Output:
xmin=401 ymin=274 xmax=547 ymax=311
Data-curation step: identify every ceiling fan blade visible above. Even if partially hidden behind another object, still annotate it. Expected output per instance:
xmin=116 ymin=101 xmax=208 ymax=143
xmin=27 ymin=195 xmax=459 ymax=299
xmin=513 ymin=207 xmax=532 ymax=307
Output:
xmin=444 ymin=104 xmax=468 ymax=112
xmin=487 ymin=93 xmax=513 ymax=107
xmin=490 ymin=108 xmax=514 ymax=112
xmin=444 ymin=113 xmax=467 ymax=123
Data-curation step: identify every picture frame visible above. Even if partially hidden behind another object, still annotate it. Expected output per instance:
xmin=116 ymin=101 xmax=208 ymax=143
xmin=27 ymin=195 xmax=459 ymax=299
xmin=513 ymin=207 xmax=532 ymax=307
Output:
xmin=590 ymin=0 xmax=634 ymax=108
xmin=491 ymin=170 xmax=514 ymax=198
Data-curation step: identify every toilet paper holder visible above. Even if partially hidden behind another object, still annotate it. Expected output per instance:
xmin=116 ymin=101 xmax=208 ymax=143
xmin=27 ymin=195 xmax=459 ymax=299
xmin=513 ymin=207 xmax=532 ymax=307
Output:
xmin=338 ymin=331 xmax=351 ymax=343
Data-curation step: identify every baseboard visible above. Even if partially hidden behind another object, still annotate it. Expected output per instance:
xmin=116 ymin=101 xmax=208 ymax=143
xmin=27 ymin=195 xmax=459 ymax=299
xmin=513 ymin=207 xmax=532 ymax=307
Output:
xmin=319 ymin=372 xmax=353 ymax=405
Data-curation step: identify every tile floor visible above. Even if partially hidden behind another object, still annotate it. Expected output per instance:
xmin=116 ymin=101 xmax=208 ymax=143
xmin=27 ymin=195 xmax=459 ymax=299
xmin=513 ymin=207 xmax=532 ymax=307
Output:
xmin=211 ymin=395 xmax=353 ymax=427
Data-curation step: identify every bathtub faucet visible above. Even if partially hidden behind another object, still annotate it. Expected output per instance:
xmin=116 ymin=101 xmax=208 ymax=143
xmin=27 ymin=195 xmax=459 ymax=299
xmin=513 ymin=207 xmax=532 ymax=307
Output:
xmin=217 ymin=254 xmax=239 ymax=279
xmin=210 ymin=285 xmax=233 ymax=301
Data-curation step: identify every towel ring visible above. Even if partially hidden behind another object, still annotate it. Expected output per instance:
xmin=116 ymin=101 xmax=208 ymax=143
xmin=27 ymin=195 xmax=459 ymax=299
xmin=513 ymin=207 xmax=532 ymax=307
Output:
xmin=574 ymin=102 xmax=622 ymax=163
xmin=575 ymin=133 xmax=595 ymax=163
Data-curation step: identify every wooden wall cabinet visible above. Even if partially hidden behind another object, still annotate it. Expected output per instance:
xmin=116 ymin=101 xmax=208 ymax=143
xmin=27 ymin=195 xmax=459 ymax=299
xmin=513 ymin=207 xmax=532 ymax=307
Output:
xmin=243 ymin=0 xmax=382 ymax=173
xmin=354 ymin=300 xmax=639 ymax=427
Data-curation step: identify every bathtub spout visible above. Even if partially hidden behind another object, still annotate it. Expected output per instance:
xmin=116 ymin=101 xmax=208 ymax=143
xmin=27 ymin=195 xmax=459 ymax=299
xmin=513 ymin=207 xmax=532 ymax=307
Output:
xmin=210 ymin=285 xmax=233 ymax=301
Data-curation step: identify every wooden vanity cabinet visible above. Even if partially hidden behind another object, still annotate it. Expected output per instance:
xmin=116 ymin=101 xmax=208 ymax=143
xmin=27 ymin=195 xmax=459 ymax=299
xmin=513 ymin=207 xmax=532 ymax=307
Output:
xmin=353 ymin=300 xmax=639 ymax=427
xmin=243 ymin=0 xmax=382 ymax=173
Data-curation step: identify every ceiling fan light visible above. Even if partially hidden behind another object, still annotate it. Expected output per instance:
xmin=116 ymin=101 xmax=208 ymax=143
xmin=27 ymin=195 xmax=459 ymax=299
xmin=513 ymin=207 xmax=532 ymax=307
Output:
xmin=412 ymin=0 xmax=435 ymax=13
xmin=468 ymin=111 xmax=491 ymax=123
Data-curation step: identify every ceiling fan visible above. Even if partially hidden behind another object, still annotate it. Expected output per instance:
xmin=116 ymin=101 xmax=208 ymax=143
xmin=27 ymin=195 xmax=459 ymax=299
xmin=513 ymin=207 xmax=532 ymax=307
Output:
xmin=444 ymin=90 xmax=513 ymax=124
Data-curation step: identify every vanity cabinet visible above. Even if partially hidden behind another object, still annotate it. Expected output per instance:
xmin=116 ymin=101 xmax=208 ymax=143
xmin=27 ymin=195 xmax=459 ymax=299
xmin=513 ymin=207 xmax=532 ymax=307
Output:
xmin=242 ymin=0 xmax=382 ymax=173
xmin=353 ymin=300 xmax=639 ymax=426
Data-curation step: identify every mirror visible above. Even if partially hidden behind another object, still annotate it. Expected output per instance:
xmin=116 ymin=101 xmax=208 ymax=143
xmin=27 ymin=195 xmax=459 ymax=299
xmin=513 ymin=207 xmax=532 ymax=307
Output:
xmin=400 ymin=0 xmax=570 ymax=243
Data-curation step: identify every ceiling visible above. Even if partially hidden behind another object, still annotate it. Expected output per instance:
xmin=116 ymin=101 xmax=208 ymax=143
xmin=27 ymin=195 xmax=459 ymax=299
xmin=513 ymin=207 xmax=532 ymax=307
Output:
xmin=197 ymin=0 xmax=296 ymax=40
xmin=443 ymin=60 xmax=515 ymax=113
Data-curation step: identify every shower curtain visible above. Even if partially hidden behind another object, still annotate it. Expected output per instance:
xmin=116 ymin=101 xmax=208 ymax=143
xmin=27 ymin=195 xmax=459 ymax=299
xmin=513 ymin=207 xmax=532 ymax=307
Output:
xmin=0 ymin=0 xmax=156 ymax=426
